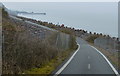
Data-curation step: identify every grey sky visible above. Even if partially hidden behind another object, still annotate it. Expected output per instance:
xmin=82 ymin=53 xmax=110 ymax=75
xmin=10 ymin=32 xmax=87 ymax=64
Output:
xmin=2 ymin=2 xmax=118 ymax=37
xmin=1 ymin=0 xmax=119 ymax=2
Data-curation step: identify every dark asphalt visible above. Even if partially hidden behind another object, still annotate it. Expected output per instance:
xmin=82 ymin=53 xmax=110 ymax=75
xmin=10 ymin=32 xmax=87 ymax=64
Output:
xmin=10 ymin=15 xmax=116 ymax=75
xmin=60 ymin=37 xmax=115 ymax=74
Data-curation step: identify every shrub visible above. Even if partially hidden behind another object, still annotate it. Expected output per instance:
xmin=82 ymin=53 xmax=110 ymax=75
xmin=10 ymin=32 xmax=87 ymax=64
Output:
xmin=2 ymin=17 xmax=60 ymax=74
xmin=3 ymin=12 xmax=78 ymax=74
xmin=2 ymin=8 xmax=8 ymax=18
xmin=86 ymin=35 xmax=100 ymax=43
xmin=69 ymin=35 xmax=78 ymax=50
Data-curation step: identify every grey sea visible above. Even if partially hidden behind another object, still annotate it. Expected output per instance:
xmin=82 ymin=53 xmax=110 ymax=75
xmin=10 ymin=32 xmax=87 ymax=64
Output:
xmin=3 ymin=2 xmax=118 ymax=37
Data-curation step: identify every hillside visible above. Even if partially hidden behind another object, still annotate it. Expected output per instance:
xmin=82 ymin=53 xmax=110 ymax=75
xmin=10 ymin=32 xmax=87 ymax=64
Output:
xmin=2 ymin=3 xmax=120 ymax=74
xmin=2 ymin=5 xmax=77 ymax=74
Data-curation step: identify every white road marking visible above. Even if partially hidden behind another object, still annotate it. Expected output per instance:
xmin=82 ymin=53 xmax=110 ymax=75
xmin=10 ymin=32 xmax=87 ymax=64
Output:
xmin=90 ymin=45 xmax=119 ymax=76
xmin=54 ymin=43 xmax=80 ymax=76
xmin=88 ymin=56 xmax=90 ymax=59
xmin=88 ymin=64 xmax=91 ymax=70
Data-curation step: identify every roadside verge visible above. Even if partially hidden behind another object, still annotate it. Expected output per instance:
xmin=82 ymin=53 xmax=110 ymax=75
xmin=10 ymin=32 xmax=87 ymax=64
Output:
xmin=54 ymin=43 xmax=80 ymax=75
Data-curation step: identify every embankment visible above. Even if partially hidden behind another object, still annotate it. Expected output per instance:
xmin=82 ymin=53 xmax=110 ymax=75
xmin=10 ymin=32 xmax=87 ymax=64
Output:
xmin=2 ymin=7 xmax=77 ymax=74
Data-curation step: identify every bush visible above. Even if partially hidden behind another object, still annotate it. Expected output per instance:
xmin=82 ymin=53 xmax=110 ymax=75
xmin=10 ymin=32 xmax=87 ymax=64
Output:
xmin=3 ymin=11 xmax=78 ymax=74
xmin=2 ymin=8 xmax=8 ymax=18
xmin=69 ymin=35 xmax=78 ymax=50
xmin=86 ymin=35 xmax=100 ymax=43
xmin=2 ymin=17 xmax=60 ymax=74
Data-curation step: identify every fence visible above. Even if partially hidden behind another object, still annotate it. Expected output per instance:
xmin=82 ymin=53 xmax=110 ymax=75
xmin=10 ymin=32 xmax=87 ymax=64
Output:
xmin=94 ymin=37 xmax=120 ymax=53
xmin=55 ymin=32 xmax=70 ymax=50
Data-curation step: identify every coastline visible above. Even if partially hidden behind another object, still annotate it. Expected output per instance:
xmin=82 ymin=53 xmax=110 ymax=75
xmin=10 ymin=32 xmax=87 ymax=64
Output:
xmin=17 ymin=14 xmax=118 ymax=38
xmin=16 ymin=15 xmax=120 ymax=73
xmin=16 ymin=15 xmax=119 ymax=40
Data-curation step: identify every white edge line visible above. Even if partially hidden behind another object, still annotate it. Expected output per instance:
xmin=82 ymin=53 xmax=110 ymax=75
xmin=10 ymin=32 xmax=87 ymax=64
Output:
xmin=54 ymin=43 xmax=80 ymax=76
xmin=90 ymin=45 xmax=119 ymax=76
xmin=88 ymin=64 xmax=90 ymax=69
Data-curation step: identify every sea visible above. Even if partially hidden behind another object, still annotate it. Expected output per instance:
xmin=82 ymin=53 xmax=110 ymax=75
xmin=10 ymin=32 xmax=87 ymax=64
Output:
xmin=4 ymin=2 xmax=118 ymax=37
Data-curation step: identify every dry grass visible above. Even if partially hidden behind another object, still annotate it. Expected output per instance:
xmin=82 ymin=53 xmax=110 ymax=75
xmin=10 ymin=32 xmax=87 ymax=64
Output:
xmin=2 ymin=9 xmax=78 ymax=74
xmin=86 ymin=35 xmax=100 ymax=43
xmin=25 ymin=46 xmax=78 ymax=74
xmin=2 ymin=14 xmax=60 ymax=74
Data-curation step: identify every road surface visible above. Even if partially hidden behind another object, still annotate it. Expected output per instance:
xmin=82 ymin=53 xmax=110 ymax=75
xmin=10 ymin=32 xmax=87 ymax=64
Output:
xmin=58 ymin=37 xmax=116 ymax=74
xmin=10 ymin=15 xmax=118 ymax=75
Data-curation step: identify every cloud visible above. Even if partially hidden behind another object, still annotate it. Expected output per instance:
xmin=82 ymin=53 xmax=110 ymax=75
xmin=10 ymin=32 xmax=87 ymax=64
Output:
xmin=1 ymin=0 xmax=119 ymax=2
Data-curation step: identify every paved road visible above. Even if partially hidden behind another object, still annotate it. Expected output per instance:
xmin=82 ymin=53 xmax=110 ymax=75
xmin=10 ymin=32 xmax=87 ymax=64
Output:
xmin=60 ymin=37 xmax=115 ymax=74
xmin=10 ymin=15 xmax=117 ymax=75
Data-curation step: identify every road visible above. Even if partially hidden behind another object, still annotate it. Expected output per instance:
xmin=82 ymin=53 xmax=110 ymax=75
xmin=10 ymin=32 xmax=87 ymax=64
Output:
xmin=56 ymin=37 xmax=117 ymax=75
xmin=10 ymin=15 xmax=118 ymax=75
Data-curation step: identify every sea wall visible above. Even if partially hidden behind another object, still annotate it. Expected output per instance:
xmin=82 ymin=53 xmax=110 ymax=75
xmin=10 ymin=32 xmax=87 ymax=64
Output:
xmin=55 ymin=32 xmax=70 ymax=50
xmin=94 ymin=37 xmax=120 ymax=53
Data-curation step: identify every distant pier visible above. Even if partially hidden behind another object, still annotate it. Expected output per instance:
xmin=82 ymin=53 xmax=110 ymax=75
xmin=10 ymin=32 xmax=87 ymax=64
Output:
xmin=18 ymin=12 xmax=46 ymax=15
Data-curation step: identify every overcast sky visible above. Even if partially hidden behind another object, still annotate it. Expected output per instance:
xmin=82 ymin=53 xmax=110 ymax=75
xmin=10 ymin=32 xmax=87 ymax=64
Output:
xmin=1 ymin=2 xmax=118 ymax=37
xmin=0 ymin=0 xmax=119 ymax=2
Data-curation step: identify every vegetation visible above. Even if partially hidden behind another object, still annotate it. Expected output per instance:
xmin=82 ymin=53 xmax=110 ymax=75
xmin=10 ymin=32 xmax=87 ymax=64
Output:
xmin=87 ymin=33 xmax=120 ymax=71
xmin=2 ymin=8 xmax=78 ymax=74
xmin=69 ymin=35 xmax=78 ymax=50
xmin=60 ymin=28 xmax=74 ymax=35
xmin=24 ymin=33 xmax=78 ymax=74
xmin=86 ymin=35 xmax=100 ymax=43
xmin=17 ymin=16 xmax=76 ymax=35
xmin=25 ymin=47 xmax=77 ymax=74
xmin=2 ymin=8 xmax=8 ymax=18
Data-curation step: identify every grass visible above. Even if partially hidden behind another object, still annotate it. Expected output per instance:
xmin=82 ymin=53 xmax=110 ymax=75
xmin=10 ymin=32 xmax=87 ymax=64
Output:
xmin=24 ymin=47 xmax=78 ymax=74
xmin=2 ymin=7 xmax=78 ymax=74
xmin=86 ymin=35 xmax=100 ymax=43
xmin=25 ymin=59 xmax=55 ymax=74
xmin=16 ymin=16 xmax=75 ymax=35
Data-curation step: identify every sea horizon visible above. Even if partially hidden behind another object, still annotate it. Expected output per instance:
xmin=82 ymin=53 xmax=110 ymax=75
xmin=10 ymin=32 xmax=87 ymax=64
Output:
xmin=3 ymin=2 xmax=118 ymax=37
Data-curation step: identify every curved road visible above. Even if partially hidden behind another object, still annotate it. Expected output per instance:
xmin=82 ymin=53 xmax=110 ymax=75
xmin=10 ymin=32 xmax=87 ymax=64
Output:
xmin=10 ymin=15 xmax=117 ymax=75
xmin=58 ymin=37 xmax=116 ymax=75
